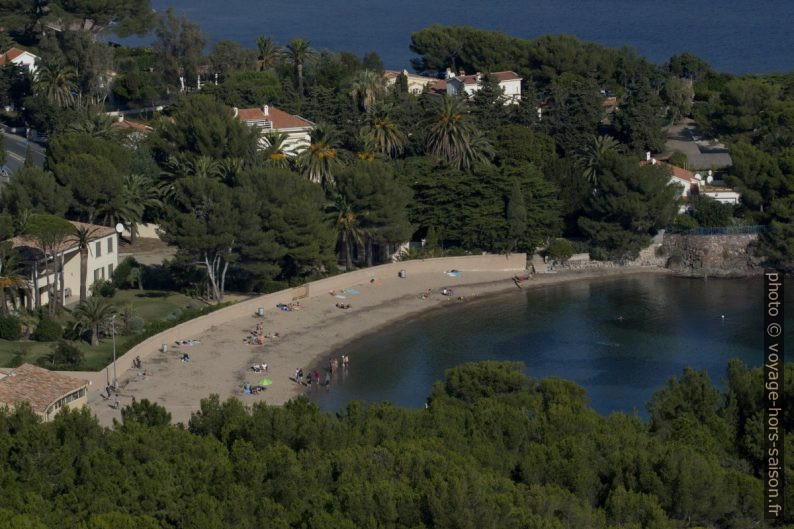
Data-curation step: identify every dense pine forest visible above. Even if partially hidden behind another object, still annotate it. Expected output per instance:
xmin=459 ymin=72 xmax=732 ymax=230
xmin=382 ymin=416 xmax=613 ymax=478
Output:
xmin=0 ymin=360 xmax=790 ymax=528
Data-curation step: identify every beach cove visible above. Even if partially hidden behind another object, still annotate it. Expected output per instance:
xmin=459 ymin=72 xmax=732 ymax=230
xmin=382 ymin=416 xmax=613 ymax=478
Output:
xmin=85 ymin=255 xmax=670 ymax=424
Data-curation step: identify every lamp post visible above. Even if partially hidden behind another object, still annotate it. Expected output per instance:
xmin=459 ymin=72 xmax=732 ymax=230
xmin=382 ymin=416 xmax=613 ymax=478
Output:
xmin=111 ymin=314 xmax=118 ymax=390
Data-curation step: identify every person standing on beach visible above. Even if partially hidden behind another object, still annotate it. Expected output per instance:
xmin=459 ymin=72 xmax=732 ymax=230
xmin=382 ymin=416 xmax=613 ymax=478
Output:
xmin=325 ymin=371 xmax=331 ymax=388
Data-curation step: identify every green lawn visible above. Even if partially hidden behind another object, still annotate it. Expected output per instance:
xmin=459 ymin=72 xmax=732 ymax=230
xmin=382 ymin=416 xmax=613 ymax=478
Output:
xmin=0 ymin=290 xmax=209 ymax=371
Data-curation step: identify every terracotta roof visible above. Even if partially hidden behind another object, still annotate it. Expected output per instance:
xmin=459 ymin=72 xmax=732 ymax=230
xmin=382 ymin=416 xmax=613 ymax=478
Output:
xmin=112 ymin=118 xmax=153 ymax=134
xmin=641 ymin=160 xmax=695 ymax=182
xmin=235 ymin=105 xmax=314 ymax=130
xmin=453 ymin=71 xmax=522 ymax=85
xmin=0 ymin=47 xmax=33 ymax=66
xmin=0 ymin=363 xmax=88 ymax=414
xmin=11 ymin=221 xmax=116 ymax=257
xmin=430 ymin=79 xmax=447 ymax=95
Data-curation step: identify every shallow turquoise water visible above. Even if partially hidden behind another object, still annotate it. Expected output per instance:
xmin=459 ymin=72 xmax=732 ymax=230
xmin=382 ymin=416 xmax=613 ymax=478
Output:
xmin=309 ymin=275 xmax=792 ymax=416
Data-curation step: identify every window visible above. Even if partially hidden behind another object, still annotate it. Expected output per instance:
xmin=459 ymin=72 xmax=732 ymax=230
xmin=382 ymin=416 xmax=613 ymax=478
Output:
xmin=94 ymin=267 xmax=104 ymax=281
xmin=108 ymin=264 xmax=114 ymax=277
xmin=95 ymin=241 xmax=102 ymax=257
xmin=107 ymin=237 xmax=113 ymax=253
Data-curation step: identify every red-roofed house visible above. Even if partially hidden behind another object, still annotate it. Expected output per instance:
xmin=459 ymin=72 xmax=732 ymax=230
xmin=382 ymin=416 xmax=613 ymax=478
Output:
xmin=0 ymin=47 xmax=39 ymax=74
xmin=444 ymin=70 xmax=522 ymax=103
xmin=234 ymin=104 xmax=314 ymax=155
xmin=641 ymin=155 xmax=741 ymax=212
xmin=0 ymin=363 xmax=88 ymax=421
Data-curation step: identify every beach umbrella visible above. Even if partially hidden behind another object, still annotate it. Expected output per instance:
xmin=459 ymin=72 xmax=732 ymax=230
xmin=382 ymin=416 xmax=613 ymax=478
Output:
xmin=257 ymin=378 xmax=273 ymax=386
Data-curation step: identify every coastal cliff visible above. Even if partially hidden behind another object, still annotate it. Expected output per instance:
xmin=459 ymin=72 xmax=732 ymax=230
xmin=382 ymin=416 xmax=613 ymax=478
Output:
xmin=661 ymin=233 xmax=763 ymax=277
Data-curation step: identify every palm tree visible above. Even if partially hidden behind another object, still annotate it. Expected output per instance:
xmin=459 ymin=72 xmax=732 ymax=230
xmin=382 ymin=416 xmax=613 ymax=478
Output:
xmin=256 ymin=36 xmax=282 ymax=71
xmin=577 ymin=135 xmax=620 ymax=189
xmin=355 ymin=129 xmax=379 ymax=162
xmin=349 ymin=69 xmax=384 ymax=111
xmin=262 ymin=131 xmax=291 ymax=168
xmin=330 ymin=194 xmax=364 ymax=271
xmin=69 ymin=224 xmax=101 ymax=303
xmin=121 ymin=173 xmax=163 ymax=242
xmin=66 ymin=113 xmax=118 ymax=138
xmin=0 ymin=245 xmax=27 ymax=313
xmin=296 ymin=124 xmax=343 ymax=188
xmin=218 ymin=158 xmax=245 ymax=185
xmin=362 ymin=102 xmax=407 ymax=158
xmin=35 ymin=59 xmax=78 ymax=107
xmin=426 ymin=96 xmax=483 ymax=169
xmin=72 ymin=296 xmax=115 ymax=346
xmin=286 ymin=38 xmax=312 ymax=95
xmin=461 ymin=131 xmax=495 ymax=170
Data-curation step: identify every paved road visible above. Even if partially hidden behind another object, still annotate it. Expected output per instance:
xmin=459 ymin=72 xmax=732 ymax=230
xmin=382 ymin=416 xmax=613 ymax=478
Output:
xmin=2 ymin=131 xmax=45 ymax=173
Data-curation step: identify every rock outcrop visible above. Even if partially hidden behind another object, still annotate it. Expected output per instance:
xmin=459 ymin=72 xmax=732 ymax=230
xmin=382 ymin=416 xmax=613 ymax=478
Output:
xmin=660 ymin=233 xmax=762 ymax=277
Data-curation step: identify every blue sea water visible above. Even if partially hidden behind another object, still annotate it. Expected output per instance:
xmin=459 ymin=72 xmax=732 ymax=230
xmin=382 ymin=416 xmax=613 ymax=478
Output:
xmin=308 ymin=276 xmax=794 ymax=416
xmin=151 ymin=0 xmax=794 ymax=74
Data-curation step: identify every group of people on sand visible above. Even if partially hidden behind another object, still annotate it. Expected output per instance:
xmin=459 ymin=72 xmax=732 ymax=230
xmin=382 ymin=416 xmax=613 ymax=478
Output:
xmin=276 ymin=301 xmax=301 ymax=312
xmin=244 ymin=322 xmax=280 ymax=345
xmin=175 ymin=339 xmax=201 ymax=346
xmin=335 ymin=302 xmax=352 ymax=309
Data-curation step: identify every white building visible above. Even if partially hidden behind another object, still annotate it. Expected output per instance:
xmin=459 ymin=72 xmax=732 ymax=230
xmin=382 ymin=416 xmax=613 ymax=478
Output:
xmin=11 ymin=221 xmax=119 ymax=308
xmin=383 ymin=69 xmax=438 ymax=95
xmin=700 ymin=186 xmax=741 ymax=205
xmin=0 ymin=47 xmax=39 ymax=75
xmin=642 ymin=154 xmax=742 ymax=212
xmin=234 ymin=104 xmax=315 ymax=155
xmin=443 ymin=70 xmax=522 ymax=103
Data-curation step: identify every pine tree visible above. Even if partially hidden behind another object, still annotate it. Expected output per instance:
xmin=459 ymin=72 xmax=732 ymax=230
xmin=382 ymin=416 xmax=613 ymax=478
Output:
xmin=506 ymin=179 xmax=526 ymax=251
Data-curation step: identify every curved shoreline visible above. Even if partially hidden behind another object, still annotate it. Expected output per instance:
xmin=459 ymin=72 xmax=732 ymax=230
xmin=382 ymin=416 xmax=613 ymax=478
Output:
xmin=89 ymin=264 xmax=670 ymax=425
xmin=304 ymin=267 xmax=673 ymax=375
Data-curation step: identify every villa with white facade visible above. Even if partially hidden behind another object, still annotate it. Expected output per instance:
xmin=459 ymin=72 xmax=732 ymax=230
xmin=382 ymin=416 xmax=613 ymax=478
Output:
xmin=10 ymin=221 xmax=119 ymax=308
xmin=642 ymin=155 xmax=742 ymax=212
xmin=442 ymin=70 xmax=522 ymax=103
xmin=0 ymin=47 xmax=38 ymax=75
xmin=234 ymin=104 xmax=315 ymax=155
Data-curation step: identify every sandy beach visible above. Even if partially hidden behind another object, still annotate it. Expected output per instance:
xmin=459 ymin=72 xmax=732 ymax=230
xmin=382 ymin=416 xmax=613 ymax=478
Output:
xmin=90 ymin=266 xmax=668 ymax=425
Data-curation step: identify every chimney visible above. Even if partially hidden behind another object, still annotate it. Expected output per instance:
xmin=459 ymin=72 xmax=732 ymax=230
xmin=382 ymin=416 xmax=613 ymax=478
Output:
xmin=646 ymin=151 xmax=651 ymax=161
xmin=445 ymin=68 xmax=454 ymax=79
xmin=475 ymin=72 xmax=482 ymax=82
xmin=262 ymin=104 xmax=269 ymax=115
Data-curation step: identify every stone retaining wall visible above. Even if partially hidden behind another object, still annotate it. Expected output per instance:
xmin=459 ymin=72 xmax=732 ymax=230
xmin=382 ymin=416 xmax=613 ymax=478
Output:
xmin=661 ymin=233 xmax=762 ymax=277
xmin=66 ymin=254 xmax=526 ymax=389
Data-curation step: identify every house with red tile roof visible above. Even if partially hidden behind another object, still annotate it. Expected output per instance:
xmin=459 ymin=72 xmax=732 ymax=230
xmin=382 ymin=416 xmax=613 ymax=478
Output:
xmin=10 ymin=221 xmax=118 ymax=309
xmin=641 ymin=155 xmax=741 ymax=212
xmin=0 ymin=363 xmax=89 ymax=421
xmin=0 ymin=47 xmax=39 ymax=74
xmin=443 ymin=69 xmax=522 ymax=103
xmin=233 ymin=104 xmax=315 ymax=155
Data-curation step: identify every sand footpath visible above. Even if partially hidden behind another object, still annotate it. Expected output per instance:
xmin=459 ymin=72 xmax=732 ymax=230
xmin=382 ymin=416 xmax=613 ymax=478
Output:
xmin=90 ymin=266 xmax=667 ymax=425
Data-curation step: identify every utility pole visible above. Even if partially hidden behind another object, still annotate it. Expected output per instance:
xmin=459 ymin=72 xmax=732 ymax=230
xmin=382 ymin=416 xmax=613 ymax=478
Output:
xmin=111 ymin=315 xmax=118 ymax=390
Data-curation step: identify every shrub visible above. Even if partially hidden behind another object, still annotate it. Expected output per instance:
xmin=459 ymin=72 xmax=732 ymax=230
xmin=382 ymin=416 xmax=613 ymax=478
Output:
xmin=128 ymin=315 xmax=145 ymax=332
xmin=0 ymin=314 xmax=22 ymax=340
xmin=547 ymin=238 xmax=575 ymax=262
xmin=90 ymin=279 xmax=117 ymax=298
xmin=32 ymin=317 xmax=63 ymax=342
xmin=671 ymin=214 xmax=699 ymax=233
xmin=48 ymin=340 xmax=84 ymax=368
xmin=667 ymin=151 xmax=689 ymax=168
xmin=112 ymin=257 xmax=140 ymax=288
